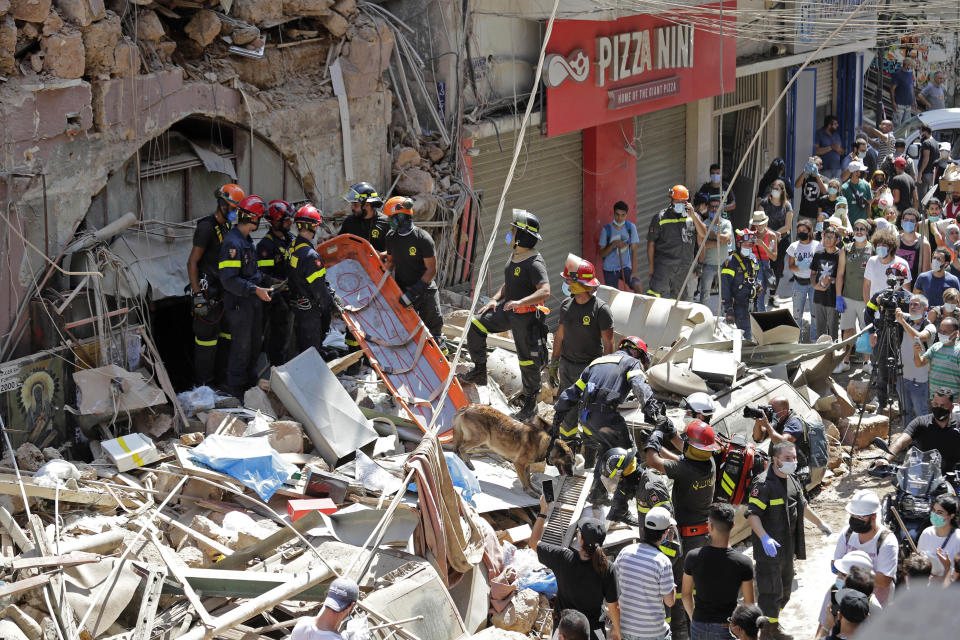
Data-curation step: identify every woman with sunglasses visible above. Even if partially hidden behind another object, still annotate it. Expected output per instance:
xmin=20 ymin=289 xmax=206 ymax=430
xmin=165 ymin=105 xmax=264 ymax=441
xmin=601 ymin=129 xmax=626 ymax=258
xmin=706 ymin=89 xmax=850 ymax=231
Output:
xmin=918 ymin=494 xmax=960 ymax=578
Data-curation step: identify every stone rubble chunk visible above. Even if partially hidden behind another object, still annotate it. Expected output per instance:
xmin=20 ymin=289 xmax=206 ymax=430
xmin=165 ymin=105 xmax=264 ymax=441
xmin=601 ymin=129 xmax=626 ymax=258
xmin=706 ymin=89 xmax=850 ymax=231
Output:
xmin=282 ymin=0 xmax=332 ymax=18
xmin=14 ymin=442 xmax=45 ymax=472
xmin=41 ymin=9 xmax=62 ymax=35
xmin=80 ymin=11 xmax=120 ymax=75
xmin=320 ymin=10 xmax=348 ymax=38
xmin=135 ymin=8 xmax=164 ymax=41
xmin=234 ymin=0 xmax=283 ymax=24
xmin=54 ymin=0 xmax=104 ymax=26
xmin=393 ymin=146 xmax=420 ymax=171
xmin=112 ymin=37 xmax=140 ymax=77
xmin=395 ymin=167 xmax=434 ymax=196
xmin=11 ymin=0 xmax=52 ymax=23
xmin=185 ymin=9 xmax=221 ymax=47
xmin=0 ymin=15 xmax=13 ymax=75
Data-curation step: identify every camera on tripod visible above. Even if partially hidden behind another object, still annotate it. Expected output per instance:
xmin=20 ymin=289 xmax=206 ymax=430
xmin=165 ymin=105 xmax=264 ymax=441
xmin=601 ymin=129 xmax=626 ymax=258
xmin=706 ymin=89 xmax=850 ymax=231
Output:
xmin=743 ymin=404 xmax=775 ymax=420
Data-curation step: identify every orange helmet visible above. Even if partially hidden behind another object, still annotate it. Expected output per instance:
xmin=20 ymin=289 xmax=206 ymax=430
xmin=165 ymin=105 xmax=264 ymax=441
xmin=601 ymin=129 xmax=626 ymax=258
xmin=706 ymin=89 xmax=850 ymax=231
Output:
xmin=236 ymin=195 xmax=266 ymax=223
xmin=684 ymin=419 xmax=720 ymax=452
xmin=295 ymin=204 xmax=323 ymax=230
xmin=383 ymin=196 xmax=414 ymax=217
xmin=216 ymin=183 xmax=245 ymax=207
xmin=670 ymin=185 xmax=690 ymax=201
xmin=266 ymin=199 xmax=293 ymax=225
xmin=560 ymin=253 xmax=600 ymax=287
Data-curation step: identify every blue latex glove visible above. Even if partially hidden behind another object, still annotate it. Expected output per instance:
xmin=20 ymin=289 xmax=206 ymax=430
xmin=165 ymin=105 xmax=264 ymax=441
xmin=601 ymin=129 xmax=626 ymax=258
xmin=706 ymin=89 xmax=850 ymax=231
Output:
xmin=761 ymin=534 xmax=781 ymax=558
xmin=836 ymin=296 xmax=847 ymax=313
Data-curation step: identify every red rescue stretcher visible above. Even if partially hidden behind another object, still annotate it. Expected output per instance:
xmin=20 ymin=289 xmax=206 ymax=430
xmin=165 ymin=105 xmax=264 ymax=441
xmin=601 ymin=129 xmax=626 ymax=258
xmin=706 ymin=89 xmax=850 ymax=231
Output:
xmin=318 ymin=234 xmax=467 ymax=442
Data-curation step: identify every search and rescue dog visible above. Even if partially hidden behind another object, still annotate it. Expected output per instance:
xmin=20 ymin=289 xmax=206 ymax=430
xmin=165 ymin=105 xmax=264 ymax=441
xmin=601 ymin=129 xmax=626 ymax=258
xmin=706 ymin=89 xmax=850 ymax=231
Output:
xmin=452 ymin=404 xmax=574 ymax=494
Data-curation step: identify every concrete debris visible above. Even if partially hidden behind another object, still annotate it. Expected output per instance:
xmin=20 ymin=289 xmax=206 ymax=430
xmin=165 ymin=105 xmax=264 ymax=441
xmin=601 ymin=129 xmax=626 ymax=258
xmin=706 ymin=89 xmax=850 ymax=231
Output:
xmin=14 ymin=443 xmax=45 ymax=472
xmin=54 ymin=0 xmax=104 ymax=27
xmin=41 ymin=9 xmax=62 ymax=35
xmin=233 ymin=0 xmax=283 ymax=24
xmin=41 ymin=28 xmax=84 ymax=78
xmin=134 ymin=8 xmax=165 ymax=41
xmin=283 ymin=0 xmax=333 ymax=18
xmin=185 ymin=9 xmax=221 ymax=47
xmin=395 ymin=166 xmax=435 ymax=196
xmin=11 ymin=0 xmax=51 ymax=23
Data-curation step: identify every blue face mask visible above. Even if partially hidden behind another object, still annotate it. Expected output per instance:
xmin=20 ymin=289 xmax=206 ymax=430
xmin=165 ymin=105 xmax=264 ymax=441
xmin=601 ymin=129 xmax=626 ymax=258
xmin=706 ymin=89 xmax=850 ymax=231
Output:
xmin=902 ymin=220 xmax=916 ymax=233
xmin=876 ymin=246 xmax=889 ymax=258
xmin=835 ymin=577 xmax=845 ymax=590
xmin=505 ymin=231 xmax=514 ymax=247
xmin=828 ymin=187 xmax=838 ymax=196
xmin=674 ymin=202 xmax=686 ymax=214
xmin=226 ymin=208 xmax=238 ymax=224
xmin=931 ymin=513 xmax=948 ymax=528
xmin=710 ymin=174 xmax=721 ymax=184
xmin=562 ymin=282 xmax=572 ymax=296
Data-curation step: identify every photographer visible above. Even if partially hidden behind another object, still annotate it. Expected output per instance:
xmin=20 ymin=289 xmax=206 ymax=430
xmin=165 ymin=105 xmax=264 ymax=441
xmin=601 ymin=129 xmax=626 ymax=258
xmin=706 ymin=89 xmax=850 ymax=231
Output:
xmin=751 ymin=397 xmax=828 ymax=503
xmin=893 ymin=294 xmax=936 ymax=425
xmin=863 ymin=263 xmax=912 ymax=408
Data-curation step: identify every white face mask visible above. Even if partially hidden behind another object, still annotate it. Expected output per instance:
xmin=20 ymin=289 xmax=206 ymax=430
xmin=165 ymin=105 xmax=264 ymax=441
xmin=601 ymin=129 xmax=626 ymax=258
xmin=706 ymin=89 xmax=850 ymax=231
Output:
xmin=770 ymin=189 xmax=781 ymax=200
xmin=910 ymin=311 xmax=923 ymax=321
xmin=857 ymin=151 xmax=866 ymax=160
xmin=674 ymin=202 xmax=686 ymax=214
xmin=940 ymin=332 xmax=956 ymax=343
xmin=933 ymin=258 xmax=944 ymax=271
xmin=741 ymin=247 xmax=753 ymax=257
xmin=944 ymin=303 xmax=957 ymax=313
xmin=778 ymin=459 xmax=798 ymax=475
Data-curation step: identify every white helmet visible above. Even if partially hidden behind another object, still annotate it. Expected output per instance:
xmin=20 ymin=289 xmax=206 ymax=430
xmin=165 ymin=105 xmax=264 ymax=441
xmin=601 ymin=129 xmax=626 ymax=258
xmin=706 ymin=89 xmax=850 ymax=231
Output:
xmin=681 ymin=392 xmax=716 ymax=419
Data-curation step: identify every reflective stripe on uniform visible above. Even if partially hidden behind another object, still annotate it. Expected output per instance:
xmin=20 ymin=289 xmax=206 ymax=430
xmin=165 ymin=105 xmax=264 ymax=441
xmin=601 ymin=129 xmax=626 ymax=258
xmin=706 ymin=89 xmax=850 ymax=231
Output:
xmin=721 ymin=268 xmax=736 ymax=276
xmin=219 ymin=260 xmax=241 ymax=269
xmin=590 ymin=354 xmax=623 ymax=366
xmin=626 ymin=369 xmax=643 ymax=379
xmin=219 ymin=332 xmax=232 ymax=340
xmin=257 ymin=259 xmax=275 ymax=267
xmin=575 ymin=379 xmax=586 ymax=390
xmin=471 ymin=318 xmax=489 ymax=334
xmin=646 ymin=290 xmax=661 ymax=297
xmin=195 ymin=337 xmax=217 ymax=347
xmin=769 ymin=498 xmax=785 ymax=506
xmin=866 ymin=301 xmax=879 ymax=311
xmin=659 ymin=218 xmax=688 ymax=225
xmin=559 ymin=426 xmax=579 ymax=437
xmin=306 ymin=268 xmax=326 ymax=283
xmin=518 ymin=360 xmax=535 ymax=366
xmin=658 ymin=544 xmax=677 ymax=557
xmin=749 ymin=496 xmax=767 ymax=510
xmin=290 ymin=256 xmax=299 ymax=268
xmin=580 ymin=424 xmax=593 ymax=436
xmin=345 ymin=338 xmax=360 ymax=346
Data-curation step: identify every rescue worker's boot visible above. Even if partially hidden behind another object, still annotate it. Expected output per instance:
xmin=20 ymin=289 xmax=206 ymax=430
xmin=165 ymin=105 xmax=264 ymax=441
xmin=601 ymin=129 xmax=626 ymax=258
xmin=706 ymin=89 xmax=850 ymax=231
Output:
xmin=763 ymin=624 xmax=793 ymax=640
xmin=514 ymin=394 xmax=537 ymax=421
xmin=457 ymin=363 xmax=487 ymax=385
xmin=586 ymin=477 xmax=610 ymax=507
xmin=607 ymin=492 xmax=639 ymax=527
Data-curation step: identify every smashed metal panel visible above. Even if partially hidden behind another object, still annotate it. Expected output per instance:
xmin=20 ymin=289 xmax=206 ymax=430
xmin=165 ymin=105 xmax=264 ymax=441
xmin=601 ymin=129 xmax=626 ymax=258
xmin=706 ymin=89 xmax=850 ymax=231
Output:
xmin=366 ymin=562 xmax=468 ymax=640
xmin=595 ymin=285 xmax=720 ymax=352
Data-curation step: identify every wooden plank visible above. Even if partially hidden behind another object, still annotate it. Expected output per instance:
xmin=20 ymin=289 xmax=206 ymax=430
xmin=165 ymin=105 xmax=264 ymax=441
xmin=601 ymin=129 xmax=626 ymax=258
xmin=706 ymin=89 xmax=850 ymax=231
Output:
xmin=130 ymin=565 xmax=168 ymax=640
xmin=29 ymin=514 xmax=79 ymax=640
xmin=0 ymin=473 xmax=135 ymax=509
xmin=0 ymin=502 xmax=33 ymax=552
xmin=0 ymin=573 xmax=52 ymax=599
xmin=3 ymin=550 xmax=101 ymax=571
xmin=328 ymin=349 xmax=364 ymax=374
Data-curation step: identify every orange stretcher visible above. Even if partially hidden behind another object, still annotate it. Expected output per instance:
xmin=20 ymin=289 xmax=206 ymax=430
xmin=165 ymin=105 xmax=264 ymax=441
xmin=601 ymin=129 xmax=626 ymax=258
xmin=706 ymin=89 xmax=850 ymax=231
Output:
xmin=318 ymin=234 xmax=467 ymax=442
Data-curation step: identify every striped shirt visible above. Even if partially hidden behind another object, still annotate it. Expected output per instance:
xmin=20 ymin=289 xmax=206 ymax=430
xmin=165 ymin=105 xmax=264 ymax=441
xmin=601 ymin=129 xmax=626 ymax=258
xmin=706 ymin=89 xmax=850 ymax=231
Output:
xmin=614 ymin=542 xmax=674 ymax=637
xmin=922 ymin=341 xmax=960 ymax=399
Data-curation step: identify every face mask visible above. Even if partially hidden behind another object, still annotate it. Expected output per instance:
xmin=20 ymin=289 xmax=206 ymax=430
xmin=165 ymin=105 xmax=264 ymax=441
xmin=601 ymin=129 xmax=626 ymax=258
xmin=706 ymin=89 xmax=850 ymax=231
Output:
xmin=939 ymin=332 xmax=955 ymax=344
xmin=854 ymin=232 xmax=867 ymax=243
xmin=674 ymin=202 xmax=686 ymax=214
xmin=815 ymin=222 xmax=824 ymax=232
xmin=876 ymin=246 xmax=889 ymax=258
xmin=910 ymin=311 xmax=923 ymax=321
xmin=858 ymin=151 xmax=866 ymax=160
xmin=944 ymin=303 xmax=957 ymax=313
xmin=770 ymin=189 xmax=781 ymax=199
xmin=848 ymin=515 xmax=872 ymax=534
xmin=613 ymin=219 xmax=625 ymax=227
xmin=933 ymin=258 xmax=944 ymax=271
xmin=504 ymin=231 xmax=514 ymax=247
xmin=740 ymin=247 xmax=753 ymax=257
xmin=226 ymin=208 xmax=238 ymax=224
xmin=798 ymin=231 xmax=810 ymax=241
xmin=931 ymin=513 xmax=948 ymax=528
xmin=836 ymin=577 xmax=845 ymax=590
xmin=828 ymin=187 xmax=838 ymax=196
xmin=707 ymin=210 xmax=717 ymax=219
xmin=711 ymin=174 xmax=721 ymax=184
xmin=778 ymin=459 xmax=797 ymax=475
xmin=932 ymin=405 xmax=952 ymax=421
xmin=930 ymin=214 xmax=941 ymax=222
xmin=902 ymin=220 xmax=916 ymax=233
xmin=561 ymin=282 xmax=572 ymax=297
xmin=942 ymin=151 xmax=951 ymax=159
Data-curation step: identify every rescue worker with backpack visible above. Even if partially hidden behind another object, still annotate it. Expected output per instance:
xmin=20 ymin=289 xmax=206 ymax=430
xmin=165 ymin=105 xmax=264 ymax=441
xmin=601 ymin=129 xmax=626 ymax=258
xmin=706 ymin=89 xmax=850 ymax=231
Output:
xmin=256 ymin=200 xmax=295 ymax=366
xmin=218 ymin=195 xmax=277 ymax=397
xmin=722 ymin=229 xmax=762 ymax=338
xmin=552 ymin=336 xmax=665 ymax=526
xmin=460 ymin=210 xmax=551 ymax=420
xmin=751 ymin=396 xmax=830 ymax=493
xmin=288 ymin=204 xmax=337 ymax=359
xmin=549 ymin=254 xmax=615 ymax=463
xmin=188 ymin=183 xmax=244 ymax=386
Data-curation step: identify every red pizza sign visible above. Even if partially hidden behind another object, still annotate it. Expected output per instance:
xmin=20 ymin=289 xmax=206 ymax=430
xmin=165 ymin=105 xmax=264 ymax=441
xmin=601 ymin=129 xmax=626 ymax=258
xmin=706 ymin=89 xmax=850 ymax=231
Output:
xmin=544 ymin=2 xmax=736 ymax=137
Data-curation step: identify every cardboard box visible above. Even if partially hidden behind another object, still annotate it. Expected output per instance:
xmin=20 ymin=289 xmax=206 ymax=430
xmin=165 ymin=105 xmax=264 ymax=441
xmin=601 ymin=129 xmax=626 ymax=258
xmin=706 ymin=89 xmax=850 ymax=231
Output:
xmin=102 ymin=433 xmax=160 ymax=472
xmin=749 ymin=309 xmax=801 ymax=346
xmin=939 ymin=163 xmax=959 ymax=192
xmin=287 ymin=497 xmax=338 ymax=521
xmin=691 ymin=348 xmax=738 ymax=385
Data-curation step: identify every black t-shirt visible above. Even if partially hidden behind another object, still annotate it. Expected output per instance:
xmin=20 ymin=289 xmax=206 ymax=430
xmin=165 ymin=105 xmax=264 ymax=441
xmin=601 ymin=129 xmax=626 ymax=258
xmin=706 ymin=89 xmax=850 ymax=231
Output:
xmin=905 ymin=413 xmax=960 ymax=473
xmin=798 ymin=175 xmax=822 ymax=219
xmin=339 ymin=212 xmax=391 ymax=252
xmin=683 ymin=546 xmax=754 ymax=623
xmin=559 ymin=296 xmax=614 ymax=364
xmin=920 ymin=136 xmax=940 ymax=174
xmin=193 ymin=214 xmax=229 ymax=283
xmin=663 ymin=457 xmax=715 ymax=527
xmin=697 ymin=181 xmax=735 ymax=209
xmin=503 ymin=254 xmax=549 ymax=302
xmin=536 ymin=542 xmax=618 ymax=633
xmin=817 ymin=196 xmax=837 ymax=218
xmin=812 ymin=247 xmax=841 ymax=306
xmin=888 ymin=173 xmax=915 ymax=210
xmin=386 ymin=227 xmax=435 ymax=289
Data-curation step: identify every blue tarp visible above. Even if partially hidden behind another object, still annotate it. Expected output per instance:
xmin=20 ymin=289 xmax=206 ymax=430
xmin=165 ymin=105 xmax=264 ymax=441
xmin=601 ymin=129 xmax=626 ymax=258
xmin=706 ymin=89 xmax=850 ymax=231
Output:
xmin=190 ymin=434 xmax=297 ymax=501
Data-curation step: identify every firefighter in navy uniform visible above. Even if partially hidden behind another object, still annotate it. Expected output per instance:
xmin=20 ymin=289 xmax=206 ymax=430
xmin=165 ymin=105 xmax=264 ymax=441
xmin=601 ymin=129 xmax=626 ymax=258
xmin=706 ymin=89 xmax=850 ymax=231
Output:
xmin=340 ymin=181 xmax=390 ymax=252
xmin=460 ymin=209 xmax=551 ymax=421
xmin=721 ymin=229 xmax=762 ymax=339
xmin=218 ymin=195 xmax=276 ymax=397
xmin=288 ymin=204 xmax=336 ymax=359
xmin=256 ymin=199 xmax=295 ymax=366
xmin=382 ymin=196 xmax=446 ymax=353
xmin=552 ymin=336 xmax=666 ymax=526
xmin=187 ymin=183 xmax=244 ymax=386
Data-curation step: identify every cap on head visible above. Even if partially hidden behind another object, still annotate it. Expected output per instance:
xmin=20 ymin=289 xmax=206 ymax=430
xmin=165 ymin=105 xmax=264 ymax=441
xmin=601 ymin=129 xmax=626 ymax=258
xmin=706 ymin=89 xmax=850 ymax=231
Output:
xmin=846 ymin=489 xmax=881 ymax=516
xmin=836 ymin=589 xmax=870 ymax=624
xmin=848 ymin=160 xmax=867 ymax=173
xmin=578 ymin=518 xmax=607 ymax=546
xmin=835 ymin=550 xmax=874 ymax=575
xmin=893 ymin=156 xmax=907 ymax=168
xmin=644 ymin=506 xmax=676 ymax=531
xmin=323 ymin=577 xmax=359 ymax=612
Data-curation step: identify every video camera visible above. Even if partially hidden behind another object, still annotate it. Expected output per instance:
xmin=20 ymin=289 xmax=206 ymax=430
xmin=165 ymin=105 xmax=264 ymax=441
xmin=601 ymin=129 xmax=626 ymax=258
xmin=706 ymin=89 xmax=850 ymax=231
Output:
xmin=743 ymin=404 xmax=775 ymax=421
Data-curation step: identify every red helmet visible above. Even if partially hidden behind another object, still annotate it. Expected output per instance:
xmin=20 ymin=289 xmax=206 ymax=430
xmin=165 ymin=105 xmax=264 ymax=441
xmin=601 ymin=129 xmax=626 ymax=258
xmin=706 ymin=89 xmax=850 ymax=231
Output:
xmin=266 ymin=199 xmax=293 ymax=225
xmin=685 ymin=419 xmax=720 ymax=452
xmin=560 ymin=253 xmax=600 ymax=287
xmin=738 ymin=229 xmax=756 ymax=245
xmin=236 ymin=195 xmax=266 ymax=223
xmin=619 ymin=336 xmax=647 ymax=355
xmin=295 ymin=204 xmax=323 ymax=229
xmin=216 ymin=183 xmax=245 ymax=207
xmin=886 ymin=262 xmax=909 ymax=280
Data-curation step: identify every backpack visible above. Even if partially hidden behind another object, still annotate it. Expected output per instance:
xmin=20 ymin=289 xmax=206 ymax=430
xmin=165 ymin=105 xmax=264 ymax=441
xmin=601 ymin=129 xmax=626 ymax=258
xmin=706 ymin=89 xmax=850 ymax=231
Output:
xmin=798 ymin=416 xmax=830 ymax=470
xmin=714 ymin=434 xmax=769 ymax=505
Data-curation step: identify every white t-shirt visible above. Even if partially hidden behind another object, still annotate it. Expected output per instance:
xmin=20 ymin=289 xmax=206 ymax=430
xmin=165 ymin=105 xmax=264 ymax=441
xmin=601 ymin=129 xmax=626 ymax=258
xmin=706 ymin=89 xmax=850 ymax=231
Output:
xmin=917 ymin=526 xmax=960 ymax=576
xmin=786 ymin=240 xmax=822 ymax=279
xmin=863 ymin=255 xmax=912 ymax=300
xmin=833 ymin=525 xmax=900 ymax=583
xmin=291 ymin=619 xmax=343 ymax=640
